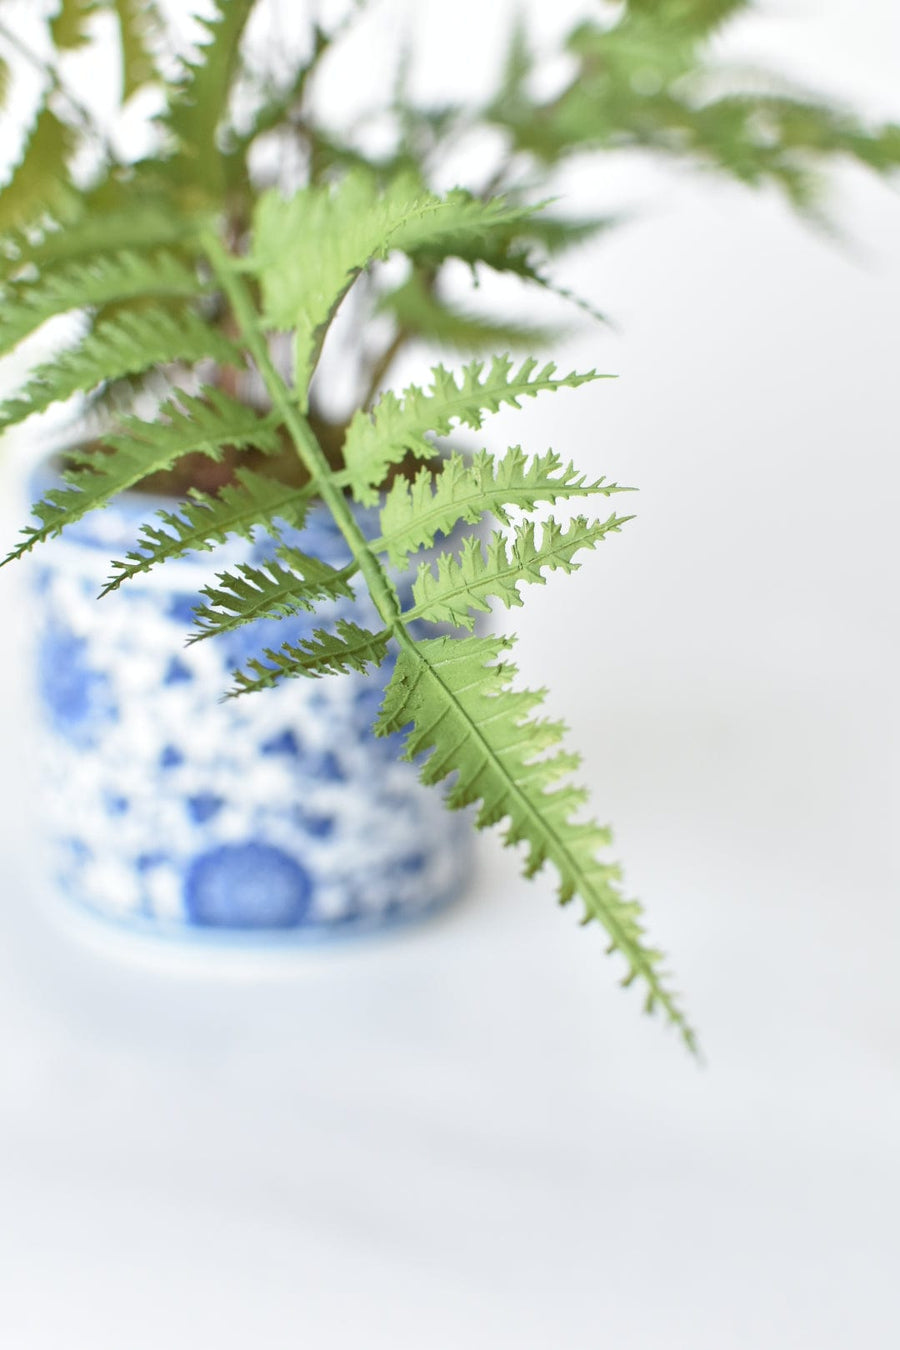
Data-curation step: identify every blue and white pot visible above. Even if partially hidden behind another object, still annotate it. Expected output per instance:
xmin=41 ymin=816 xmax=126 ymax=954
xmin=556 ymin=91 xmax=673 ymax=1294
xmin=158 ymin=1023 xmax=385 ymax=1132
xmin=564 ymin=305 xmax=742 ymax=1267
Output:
xmin=29 ymin=457 xmax=474 ymax=950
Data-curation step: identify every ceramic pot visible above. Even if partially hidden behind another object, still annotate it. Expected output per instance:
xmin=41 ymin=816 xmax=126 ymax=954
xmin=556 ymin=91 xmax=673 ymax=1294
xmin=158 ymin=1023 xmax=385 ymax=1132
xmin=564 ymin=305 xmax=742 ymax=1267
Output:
xmin=29 ymin=458 xmax=473 ymax=948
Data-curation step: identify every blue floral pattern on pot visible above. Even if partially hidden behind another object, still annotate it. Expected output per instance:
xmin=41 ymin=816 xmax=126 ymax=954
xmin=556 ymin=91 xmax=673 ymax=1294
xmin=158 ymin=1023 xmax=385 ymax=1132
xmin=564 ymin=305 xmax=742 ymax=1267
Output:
xmin=31 ymin=461 xmax=474 ymax=942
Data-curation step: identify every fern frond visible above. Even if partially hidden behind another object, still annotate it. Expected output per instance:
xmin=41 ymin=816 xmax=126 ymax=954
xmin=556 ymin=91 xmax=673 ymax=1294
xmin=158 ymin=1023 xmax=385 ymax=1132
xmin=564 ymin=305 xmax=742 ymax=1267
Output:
xmin=624 ymin=0 xmax=747 ymax=39
xmin=0 ymin=106 xmax=76 ymax=234
xmin=102 ymin=467 xmax=313 ymax=593
xmin=229 ymin=620 xmax=390 ymax=695
xmin=50 ymin=0 xmax=97 ymax=49
xmin=223 ymin=13 xmax=334 ymax=155
xmin=377 ymin=448 xmax=628 ymax=567
xmin=251 ymin=175 xmax=544 ymax=401
xmin=251 ymin=173 xmax=436 ymax=399
xmin=2 ymin=390 xmax=279 ymax=564
xmin=165 ymin=0 xmax=256 ymax=189
xmin=188 ymin=547 xmax=355 ymax=641
xmin=510 ymin=212 xmax=619 ymax=257
xmin=112 ymin=0 xmax=164 ymax=99
xmin=408 ymin=515 xmax=630 ymax=629
xmin=376 ymin=634 xmax=695 ymax=1047
xmin=391 ymin=187 xmax=544 ymax=263
xmin=3 ymin=201 xmax=199 ymax=276
xmin=0 ymin=249 xmax=206 ymax=358
xmin=344 ymin=356 xmax=603 ymax=504
xmin=377 ymin=272 xmax=563 ymax=354
xmin=0 ymin=308 xmax=240 ymax=432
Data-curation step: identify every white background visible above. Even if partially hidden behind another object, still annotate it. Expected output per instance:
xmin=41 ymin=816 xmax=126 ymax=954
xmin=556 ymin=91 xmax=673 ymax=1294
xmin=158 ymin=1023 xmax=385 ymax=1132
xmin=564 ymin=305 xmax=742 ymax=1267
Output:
xmin=0 ymin=2 xmax=898 ymax=1346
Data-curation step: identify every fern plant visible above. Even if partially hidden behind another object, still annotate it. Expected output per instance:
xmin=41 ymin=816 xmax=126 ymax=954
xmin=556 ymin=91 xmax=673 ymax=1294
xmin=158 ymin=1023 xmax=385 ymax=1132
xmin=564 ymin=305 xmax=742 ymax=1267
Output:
xmin=0 ymin=0 xmax=897 ymax=1052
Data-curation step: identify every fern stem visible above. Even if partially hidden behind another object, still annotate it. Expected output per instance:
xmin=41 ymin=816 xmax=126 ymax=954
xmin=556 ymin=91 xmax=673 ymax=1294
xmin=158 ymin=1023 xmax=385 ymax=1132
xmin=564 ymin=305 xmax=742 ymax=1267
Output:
xmin=201 ymin=229 xmax=403 ymax=631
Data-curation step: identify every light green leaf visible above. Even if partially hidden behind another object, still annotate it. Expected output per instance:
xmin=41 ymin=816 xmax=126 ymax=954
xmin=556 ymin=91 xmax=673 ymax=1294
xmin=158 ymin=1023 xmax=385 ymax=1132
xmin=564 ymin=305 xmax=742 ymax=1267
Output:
xmin=165 ymin=0 xmax=257 ymax=189
xmin=188 ymin=546 xmax=355 ymax=641
xmin=251 ymin=175 xmax=545 ymax=402
xmin=111 ymin=0 xmax=164 ymax=99
xmin=377 ymin=634 xmax=695 ymax=1048
xmin=409 ymin=515 xmax=631 ymax=629
xmin=0 ymin=106 xmax=76 ymax=234
xmin=377 ymin=272 xmax=563 ymax=354
xmin=229 ymin=620 xmax=389 ymax=695
xmin=0 ymin=249 xmax=206 ymax=358
xmin=251 ymin=172 xmax=435 ymax=399
xmin=102 ymin=466 xmax=314 ymax=592
xmin=344 ymin=356 xmax=604 ymax=504
xmin=2 ymin=390 xmax=280 ymax=564
xmin=0 ymin=308 xmax=241 ymax=433
xmin=378 ymin=447 xmax=628 ymax=567
xmin=51 ymin=0 xmax=98 ymax=49
xmin=7 ymin=200 xmax=200 ymax=275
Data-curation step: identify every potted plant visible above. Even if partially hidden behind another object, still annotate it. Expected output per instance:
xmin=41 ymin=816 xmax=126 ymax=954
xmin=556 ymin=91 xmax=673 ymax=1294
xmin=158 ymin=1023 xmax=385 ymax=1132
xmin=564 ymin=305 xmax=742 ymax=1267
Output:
xmin=0 ymin=0 xmax=896 ymax=1051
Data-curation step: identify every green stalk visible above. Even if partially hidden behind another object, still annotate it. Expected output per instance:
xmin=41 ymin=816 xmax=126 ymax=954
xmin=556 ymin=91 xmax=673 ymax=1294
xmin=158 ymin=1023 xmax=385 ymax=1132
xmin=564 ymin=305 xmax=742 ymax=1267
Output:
xmin=202 ymin=229 xmax=405 ymax=636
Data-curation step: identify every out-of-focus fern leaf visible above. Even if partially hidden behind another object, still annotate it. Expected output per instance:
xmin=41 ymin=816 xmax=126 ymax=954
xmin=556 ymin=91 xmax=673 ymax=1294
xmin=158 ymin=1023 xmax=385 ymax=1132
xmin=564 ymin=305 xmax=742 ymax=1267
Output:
xmin=51 ymin=0 xmax=98 ymax=49
xmin=496 ymin=12 xmax=532 ymax=106
xmin=224 ymin=15 xmax=333 ymax=156
xmin=1 ymin=390 xmax=280 ymax=563
xmin=188 ymin=546 xmax=355 ymax=641
xmin=344 ymin=356 xmax=602 ymax=504
xmin=0 ymin=250 xmax=206 ymax=357
xmin=513 ymin=212 xmax=620 ymax=257
xmin=1 ymin=199 xmax=199 ymax=276
xmin=408 ymin=515 xmax=630 ymax=629
xmin=625 ymin=0 xmax=748 ymax=38
xmin=393 ymin=188 xmax=543 ymax=268
xmin=229 ymin=621 xmax=389 ymax=695
xmin=251 ymin=175 xmax=542 ymax=400
xmin=111 ymin=0 xmax=164 ymax=99
xmin=378 ymin=448 xmax=628 ymax=567
xmin=102 ymin=467 xmax=313 ymax=592
xmin=376 ymin=634 xmax=695 ymax=1048
xmin=251 ymin=172 xmax=433 ymax=398
xmin=0 ymin=107 xmax=76 ymax=234
xmin=490 ymin=4 xmax=900 ymax=206
xmin=0 ymin=308 xmax=240 ymax=432
xmin=377 ymin=272 xmax=562 ymax=355
xmin=165 ymin=0 xmax=256 ymax=190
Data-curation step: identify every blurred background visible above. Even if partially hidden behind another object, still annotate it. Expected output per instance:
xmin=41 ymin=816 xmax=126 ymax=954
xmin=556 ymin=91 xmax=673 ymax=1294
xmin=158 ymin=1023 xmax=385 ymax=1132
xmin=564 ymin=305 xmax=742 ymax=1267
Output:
xmin=0 ymin=1 xmax=898 ymax=1346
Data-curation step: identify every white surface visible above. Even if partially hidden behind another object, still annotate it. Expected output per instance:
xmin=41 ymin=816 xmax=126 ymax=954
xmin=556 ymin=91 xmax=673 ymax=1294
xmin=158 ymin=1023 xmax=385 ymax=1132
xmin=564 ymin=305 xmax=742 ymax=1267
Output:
xmin=1 ymin=3 xmax=899 ymax=1347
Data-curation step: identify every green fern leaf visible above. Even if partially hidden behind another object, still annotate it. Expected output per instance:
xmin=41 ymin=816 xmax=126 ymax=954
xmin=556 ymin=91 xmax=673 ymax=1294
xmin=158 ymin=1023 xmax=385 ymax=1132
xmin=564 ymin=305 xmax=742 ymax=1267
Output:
xmin=3 ymin=201 xmax=199 ymax=277
xmin=0 ymin=249 xmax=206 ymax=358
xmin=165 ymin=0 xmax=256 ymax=189
xmin=376 ymin=634 xmax=695 ymax=1047
xmin=111 ymin=0 xmax=163 ymax=99
xmin=0 ymin=106 xmax=76 ymax=234
xmin=252 ymin=173 xmax=436 ymax=399
xmin=2 ymin=390 xmax=280 ymax=564
xmin=251 ymin=175 xmax=544 ymax=401
xmin=625 ymin=0 xmax=747 ymax=39
xmin=391 ymin=187 xmax=544 ymax=263
xmin=188 ymin=547 xmax=355 ymax=641
xmin=229 ymin=621 xmax=390 ymax=695
xmin=51 ymin=0 xmax=98 ymax=48
xmin=345 ymin=356 xmax=603 ymax=504
xmin=408 ymin=515 xmax=630 ymax=629
xmin=102 ymin=467 xmax=313 ymax=593
xmin=0 ymin=308 xmax=241 ymax=432
xmin=377 ymin=448 xmax=628 ymax=567
xmin=377 ymin=272 xmax=563 ymax=354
